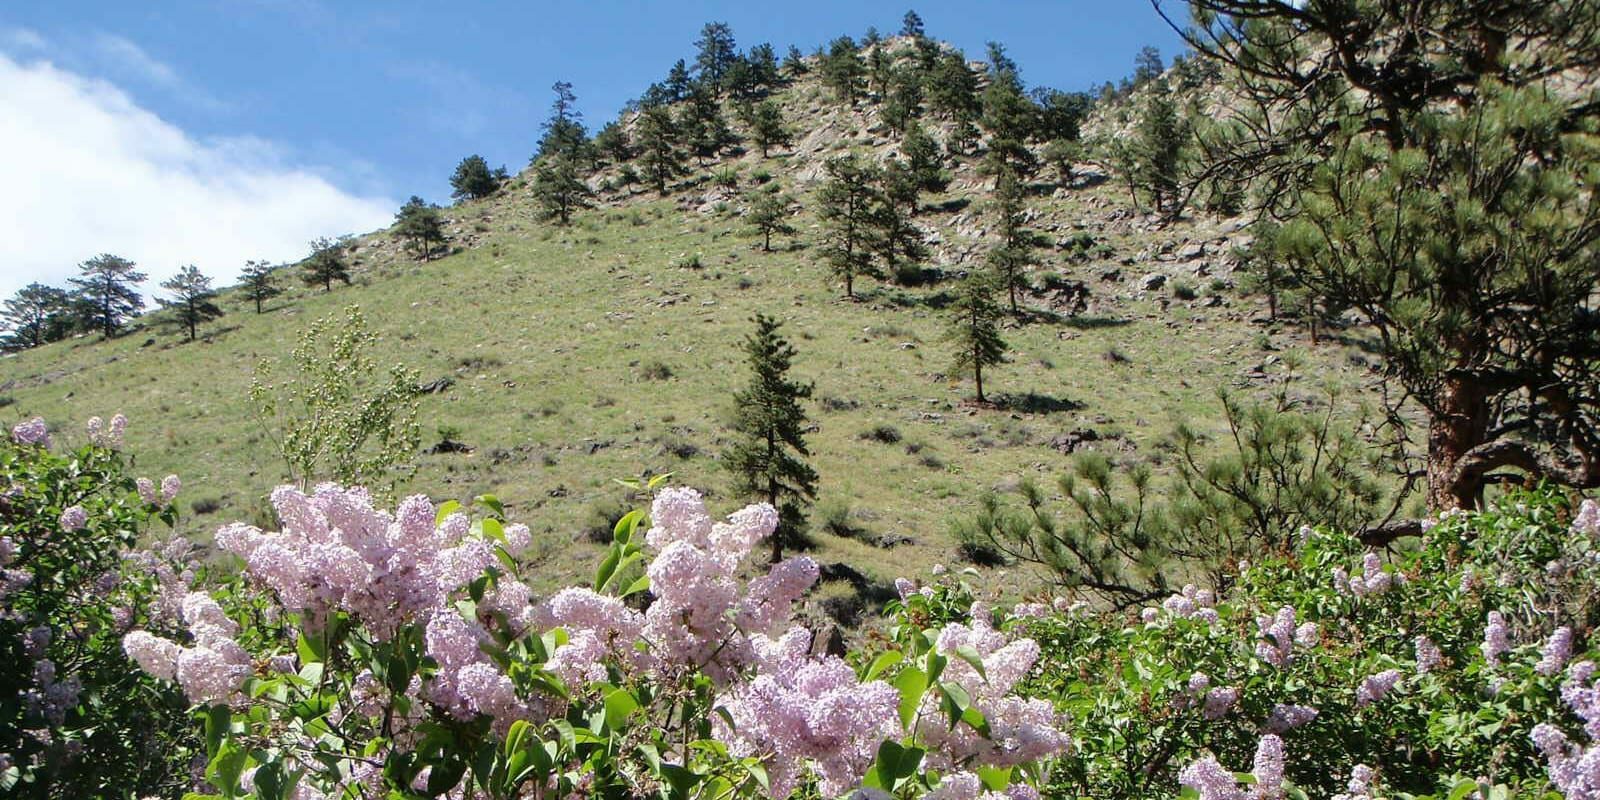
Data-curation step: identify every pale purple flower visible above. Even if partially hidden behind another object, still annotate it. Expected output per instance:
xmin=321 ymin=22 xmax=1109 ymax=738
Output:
xmin=1294 ymin=622 xmax=1320 ymax=647
xmin=58 ymin=505 xmax=87 ymax=532
xmin=1539 ymin=627 xmax=1575 ymax=677
xmin=1010 ymin=602 xmax=1047 ymax=619
xmin=1179 ymin=756 xmax=1244 ymax=800
xmin=501 ymin=522 xmax=532 ymax=555
xmin=1415 ymin=636 xmax=1443 ymax=673
xmin=1252 ymin=734 xmax=1285 ymax=799
xmin=1574 ymin=500 xmax=1600 ymax=536
xmin=1255 ymin=606 xmax=1296 ymax=667
xmin=1203 ymin=687 xmax=1239 ymax=720
xmin=160 ymin=475 xmax=181 ymax=502
xmin=136 ymin=478 xmax=158 ymax=505
xmin=1334 ymin=764 xmax=1377 ymax=800
xmin=124 ymin=631 xmax=186 ymax=681
xmin=1356 ymin=669 xmax=1403 ymax=707
xmin=1266 ymin=704 xmax=1318 ymax=733
xmin=11 ymin=417 xmax=49 ymax=447
xmin=1483 ymin=611 xmax=1511 ymax=667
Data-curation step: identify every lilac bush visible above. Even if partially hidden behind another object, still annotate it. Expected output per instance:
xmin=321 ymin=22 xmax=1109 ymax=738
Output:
xmin=122 ymin=482 xmax=1067 ymax=799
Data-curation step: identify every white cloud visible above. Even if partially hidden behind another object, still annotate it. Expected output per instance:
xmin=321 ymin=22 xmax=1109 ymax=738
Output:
xmin=0 ymin=51 xmax=394 ymax=302
xmin=91 ymin=33 xmax=180 ymax=87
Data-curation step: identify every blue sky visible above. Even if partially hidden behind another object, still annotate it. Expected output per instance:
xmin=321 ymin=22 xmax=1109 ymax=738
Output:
xmin=0 ymin=1 xmax=1187 ymax=297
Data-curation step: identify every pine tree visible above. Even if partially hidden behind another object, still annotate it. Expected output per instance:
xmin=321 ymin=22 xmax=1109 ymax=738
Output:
xmin=240 ymin=260 xmax=281 ymax=314
xmin=901 ymin=9 xmax=926 ymax=39
xmin=724 ymin=314 xmax=818 ymax=563
xmin=68 ymin=254 xmax=146 ymax=338
xmin=1172 ymin=0 xmax=1600 ymax=511
xmin=1 ymin=283 xmax=70 ymax=350
xmin=1042 ymin=138 xmax=1080 ymax=186
xmin=1127 ymin=81 xmax=1187 ymax=216
xmin=394 ymin=196 xmax=445 ymax=260
xmin=636 ymin=105 xmax=685 ymax=194
xmin=531 ymin=156 xmax=592 ymax=225
xmin=746 ymin=43 xmax=781 ymax=91
xmin=816 ymin=155 xmax=883 ymax=299
xmin=868 ymin=46 xmax=894 ymax=100
xmin=987 ymin=168 xmax=1039 ymax=313
xmin=900 ymin=122 xmax=950 ymax=192
xmin=781 ymin=45 xmax=809 ymax=77
xmin=741 ymin=99 xmax=791 ymax=157
xmin=158 ymin=265 xmax=223 ymax=342
xmin=882 ymin=66 xmax=923 ymax=135
xmin=594 ymin=121 xmax=631 ymax=163
xmin=945 ymin=271 xmax=1007 ymax=403
xmin=536 ymin=81 xmax=592 ymax=165
xmin=694 ymin=22 xmax=738 ymax=91
xmin=980 ymin=64 xmax=1040 ymax=180
xmin=820 ymin=36 xmax=864 ymax=103
xmin=301 ymin=237 xmax=351 ymax=292
xmin=1132 ymin=45 xmax=1164 ymax=86
xmin=746 ymin=185 xmax=796 ymax=252
xmin=876 ymin=160 xmax=927 ymax=276
xmin=449 ymin=155 xmax=500 ymax=201
xmin=926 ymin=51 xmax=980 ymax=123
xmin=664 ymin=60 xmax=693 ymax=102
xmin=680 ymin=82 xmax=737 ymax=165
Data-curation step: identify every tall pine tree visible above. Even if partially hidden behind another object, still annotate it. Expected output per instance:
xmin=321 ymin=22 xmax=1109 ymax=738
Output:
xmin=69 ymin=254 xmax=145 ymax=338
xmin=636 ymin=105 xmax=684 ymax=194
xmin=945 ymin=271 xmax=1007 ymax=403
xmin=240 ymin=260 xmax=281 ymax=314
xmin=986 ymin=168 xmax=1039 ymax=313
xmin=1 ymin=283 xmax=70 ymax=350
xmin=746 ymin=185 xmax=796 ymax=252
xmin=816 ymin=155 xmax=882 ymax=299
xmin=725 ymin=314 xmax=818 ymax=564
xmin=394 ymin=196 xmax=445 ymax=260
xmin=158 ymin=265 xmax=223 ymax=342
xmin=302 ymin=237 xmax=351 ymax=292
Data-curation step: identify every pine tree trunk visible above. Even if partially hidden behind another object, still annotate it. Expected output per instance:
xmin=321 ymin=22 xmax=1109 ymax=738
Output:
xmin=1426 ymin=375 xmax=1491 ymax=512
xmin=974 ymin=346 xmax=985 ymax=404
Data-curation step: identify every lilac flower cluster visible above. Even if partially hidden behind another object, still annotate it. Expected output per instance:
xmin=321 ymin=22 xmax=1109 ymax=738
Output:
xmin=715 ymin=629 xmax=900 ymax=798
xmin=1531 ymin=662 xmax=1600 ymax=799
xmin=57 ymin=505 xmax=87 ymax=532
xmin=1575 ymin=499 xmax=1600 ymax=536
xmin=914 ymin=606 xmax=1069 ymax=768
xmin=1539 ymin=627 xmax=1575 ymax=677
xmin=1333 ymin=553 xmax=1396 ymax=597
xmin=10 ymin=417 xmax=49 ymax=447
xmin=921 ymin=771 xmax=1040 ymax=800
xmin=84 ymin=414 xmax=127 ymax=448
xmin=24 ymin=658 xmax=82 ymax=727
xmin=1331 ymin=765 xmax=1378 ymax=800
xmin=1255 ymin=606 xmax=1299 ymax=668
xmin=1483 ymin=610 xmax=1511 ymax=668
xmin=544 ymin=488 xmax=816 ymax=684
xmin=1354 ymin=669 xmax=1402 ymax=708
xmin=1145 ymin=584 xmax=1220 ymax=626
xmin=1265 ymin=703 xmax=1318 ymax=733
xmin=1414 ymin=635 xmax=1443 ymax=673
xmin=211 ymin=484 xmax=494 ymax=640
xmin=123 ymin=592 xmax=251 ymax=705
xmin=1178 ymin=734 xmax=1287 ymax=800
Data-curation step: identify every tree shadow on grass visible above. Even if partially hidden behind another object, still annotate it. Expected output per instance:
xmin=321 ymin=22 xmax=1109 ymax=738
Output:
xmin=994 ymin=392 xmax=1083 ymax=415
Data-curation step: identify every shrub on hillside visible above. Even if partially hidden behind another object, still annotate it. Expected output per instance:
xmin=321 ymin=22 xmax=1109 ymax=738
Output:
xmin=909 ymin=487 xmax=1600 ymax=799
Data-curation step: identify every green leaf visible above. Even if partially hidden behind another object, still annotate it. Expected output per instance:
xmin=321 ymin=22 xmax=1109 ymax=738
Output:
xmin=894 ymin=667 xmax=928 ymax=728
xmin=435 ymin=500 xmax=462 ymax=526
xmin=295 ymin=631 xmax=325 ymax=666
xmin=1448 ymin=779 xmax=1481 ymax=800
xmin=614 ymin=509 xmax=643 ymax=545
xmin=593 ymin=544 xmax=622 ymax=592
xmin=475 ymin=493 xmax=504 ymax=516
xmin=203 ymin=705 xmax=232 ymax=757
xmin=864 ymin=650 xmax=903 ymax=682
xmin=621 ymin=574 xmax=652 ymax=598
xmin=604 ymin=687 xmax=639 ymax=731
xmin=205 ymin=740 xmax=248 ymax=798
xmin=976 ymin=765 xmax=1011 ymax=791
xmin=647 ymin=472 xmax=674 ymax=489
xmin=954 ymin=644 xmax=988 ymax=680
xmin=926 ymin=650 xmax=948 ymax=684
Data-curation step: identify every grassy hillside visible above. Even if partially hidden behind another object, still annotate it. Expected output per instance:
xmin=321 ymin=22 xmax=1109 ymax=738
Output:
xmin=0 ymin=41 xmax=1376 ymax=597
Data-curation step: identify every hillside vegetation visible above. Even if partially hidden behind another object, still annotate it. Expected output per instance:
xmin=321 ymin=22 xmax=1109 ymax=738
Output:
xmin=0 ymin=32 xmax=1373 ymax=595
